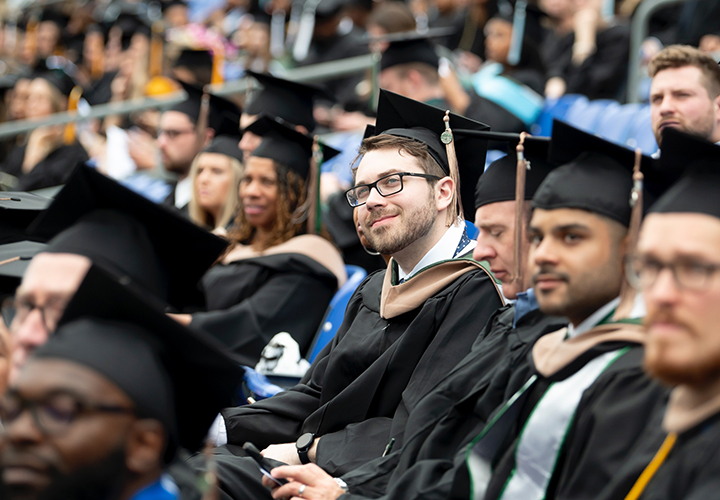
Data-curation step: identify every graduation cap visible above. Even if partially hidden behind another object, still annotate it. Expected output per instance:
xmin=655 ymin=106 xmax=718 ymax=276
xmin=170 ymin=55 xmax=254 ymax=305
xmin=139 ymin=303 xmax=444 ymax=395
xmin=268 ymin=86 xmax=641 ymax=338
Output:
xmin=474 ymin=136 xmax=553 ymax=209
xmin=114 ymin=12 xmax=152 ymax=51
xmin=243 ymin=71 xmax=334 ymax=132
xmin=202 ymin=135 xmax=243 ymax=163
xmin=245 ymin=114 xmax=340 ymax=179
xmin=208 ymin=92 xmax=242 ymax=137
xmin=33 ymin=68 xmax=77 ymax=97
xmin=650 ymin=128 xmax=720 ymax=219
xmin=27 ymin=165 xmax=228 ymax=310
xmin=172 ymin=49 xmax=213 ymax=73
xmin=35 ymin=265 xmax=243 ymax=460
xmin=380 ymin=33 xmax=440 ymax=72
xmin=536 ymin=119 xmax=660 ymax=227
xmin=0 ymin=241 xmax=47 ymax=297
xmin=167 ymin=80 xmax=204 ymax=123
xmin=0 ymin=191 xmax=52 ymax=244
xmin=40 ymin=7 xmax=70 ymax=28
xmin=374 ymin=89 xmax=490 ymax=223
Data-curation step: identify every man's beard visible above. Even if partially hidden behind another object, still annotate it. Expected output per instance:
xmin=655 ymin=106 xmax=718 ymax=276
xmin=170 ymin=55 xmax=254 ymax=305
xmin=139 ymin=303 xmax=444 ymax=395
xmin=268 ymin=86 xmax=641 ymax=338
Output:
xmin=363 ymin=198 xmax=436 ymax=256
xmin=31 ymin=448 xmax=128 ymax=500
xmin=655 ymin=114 xmax=716 ymax=146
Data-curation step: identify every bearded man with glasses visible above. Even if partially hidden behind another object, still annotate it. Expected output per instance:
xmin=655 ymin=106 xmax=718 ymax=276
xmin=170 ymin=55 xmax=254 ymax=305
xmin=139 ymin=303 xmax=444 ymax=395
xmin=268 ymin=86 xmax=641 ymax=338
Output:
xmin=594 ymin=132 xmax=720 ymax=500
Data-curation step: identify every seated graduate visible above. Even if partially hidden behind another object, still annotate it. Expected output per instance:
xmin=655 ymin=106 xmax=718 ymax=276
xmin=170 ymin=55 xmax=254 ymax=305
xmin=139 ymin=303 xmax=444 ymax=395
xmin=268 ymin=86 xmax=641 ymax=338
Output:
xmin=0 ymin=69 xmax=88 ymax=191
xmin=595 ymin=131 xmax=720 ymax=500
xmin=175 ymin=115 xmax=347 ymax=365
xmin=188 ymin=136 xmax=244 ymax=232
xmin=0 ymin=265 xmax=243 ymax=500
xmin=261 ymin=121 xmax=672 ymax=500
xmin=189 ymin=90 xmax=503 ymax=500
xmin=8 ymin=164 xmax=228 ymax=376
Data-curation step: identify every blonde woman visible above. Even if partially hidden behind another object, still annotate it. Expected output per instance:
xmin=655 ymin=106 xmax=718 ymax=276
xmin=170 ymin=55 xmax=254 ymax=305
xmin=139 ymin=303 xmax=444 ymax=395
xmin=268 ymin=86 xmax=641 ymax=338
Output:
xmin=188 ymin=136 xmax=244 ymax=232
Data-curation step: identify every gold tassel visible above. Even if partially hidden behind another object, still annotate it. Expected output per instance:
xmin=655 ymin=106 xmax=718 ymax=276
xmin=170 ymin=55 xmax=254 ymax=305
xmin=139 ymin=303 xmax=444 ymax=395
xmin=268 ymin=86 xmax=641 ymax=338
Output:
xmin=211 ymin=46 xmax=225 ymax=85
xmin=442 ymin=111 xmax=462 ymax=226
xmin=90 ymin=38 xmax=104 ymax=80
xmin=512 ymin=132 xmax=529 ymax=288
xmin=305 ymin=137 xmax=321 ymax=235
xmin=613 ymin=148 xmax=644 ymax=320
xmin=25 ymin=16 xmax=38 ymax=61
xmin=63 ymin=86 xmax=83 ymax=145
xmin=149 ymin=21 xmax=163 ymax=77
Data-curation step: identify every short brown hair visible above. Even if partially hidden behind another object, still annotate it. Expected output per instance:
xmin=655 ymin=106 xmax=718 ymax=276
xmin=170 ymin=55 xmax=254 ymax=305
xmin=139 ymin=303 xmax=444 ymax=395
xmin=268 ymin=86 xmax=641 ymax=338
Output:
xmin=649 ymin=45 xmax=720 ymax=98
xmin=351 ymin=134 xmax=445 ymax=181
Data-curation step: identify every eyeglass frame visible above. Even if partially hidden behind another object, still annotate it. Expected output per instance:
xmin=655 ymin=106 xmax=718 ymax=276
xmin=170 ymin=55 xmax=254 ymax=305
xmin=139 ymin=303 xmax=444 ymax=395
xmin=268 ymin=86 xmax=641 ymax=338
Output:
xmin=1 ymin=296 xmax=69 ymax=332
xmin=345 ymin=172 xmax=441 ymax=207
xmin=0 ymin=390 xmax=135 ymax=437
xmin=625 ymin=254 xmax=720 ymax=292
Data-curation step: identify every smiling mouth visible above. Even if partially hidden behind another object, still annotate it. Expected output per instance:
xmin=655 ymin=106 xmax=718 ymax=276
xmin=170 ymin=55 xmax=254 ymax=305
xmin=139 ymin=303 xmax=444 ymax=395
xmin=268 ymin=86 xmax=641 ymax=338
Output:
xmin=369 ymin=214 xmax=398 ymax=228
xmin=244 ymin=205 xmax=265 ymax=215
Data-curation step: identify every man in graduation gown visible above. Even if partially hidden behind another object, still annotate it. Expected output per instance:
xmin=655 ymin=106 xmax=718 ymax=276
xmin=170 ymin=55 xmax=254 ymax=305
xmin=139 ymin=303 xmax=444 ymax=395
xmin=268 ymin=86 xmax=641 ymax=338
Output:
xmin=260 ymin=135 xmax=567 ymax=500
xmin=0 ymin=265 xmax=243 ymax=500
xmin=594 ymin=130 xmax=720 ymax=500
xmin=192 ymin=90 xmax=504 ymax=500
xmin=9 ymin=164 xmax=227 ymax=376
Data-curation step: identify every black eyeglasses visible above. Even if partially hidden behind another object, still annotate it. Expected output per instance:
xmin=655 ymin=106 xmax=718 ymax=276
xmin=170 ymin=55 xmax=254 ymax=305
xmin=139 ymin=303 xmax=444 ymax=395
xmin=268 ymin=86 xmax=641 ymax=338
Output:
xmin=345 ymin=172 xmax=441 ymax=207
xmin=0 ymin=391 xmax=135 ymax=436
xmin=625 ymin=254 xmax=720 ymax=292
xmin=1 ymin=296 xmax=68 ymax=332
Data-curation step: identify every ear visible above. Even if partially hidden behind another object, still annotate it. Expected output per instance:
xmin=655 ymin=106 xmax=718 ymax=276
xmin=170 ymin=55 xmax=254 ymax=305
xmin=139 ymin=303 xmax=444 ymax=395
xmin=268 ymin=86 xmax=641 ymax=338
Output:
xmin=435 ymin=176 xmax=455 ymax=213
xmin=125 ymin=419 xmax=167 ymax=475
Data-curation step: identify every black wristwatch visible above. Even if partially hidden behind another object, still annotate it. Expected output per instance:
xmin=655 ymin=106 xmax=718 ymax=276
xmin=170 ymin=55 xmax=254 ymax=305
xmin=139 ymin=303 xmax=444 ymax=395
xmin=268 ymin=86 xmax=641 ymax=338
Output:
xmin=296 ymin=432 xmax=315 ymax=464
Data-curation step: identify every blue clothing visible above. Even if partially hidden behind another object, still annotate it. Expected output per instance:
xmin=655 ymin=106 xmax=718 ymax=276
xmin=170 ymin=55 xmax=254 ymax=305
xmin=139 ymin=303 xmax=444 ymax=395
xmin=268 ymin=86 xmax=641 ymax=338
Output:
xmin=130 ymin=474 xmax=179 ymax=500
xmin=512 ymin=288 xmax=538 ymax=327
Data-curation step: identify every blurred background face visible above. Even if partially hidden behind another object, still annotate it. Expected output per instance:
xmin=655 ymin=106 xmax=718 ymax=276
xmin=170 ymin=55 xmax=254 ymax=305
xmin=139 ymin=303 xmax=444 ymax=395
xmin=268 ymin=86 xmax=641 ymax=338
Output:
xmin=36 ymin=21 xmax=60 ymax=59
xmin=239 ymin=156 xmax=279 ymax=232
xmin=25 ymin=79 xmax=60 ymax=119
xmin=484 ymin=18 xmax=512 ymax=65
xmin=640 ymin=213 xmax=720 ymax=388
xmin=157 ymin=111 xmax=198 ymax=175
xmin=10 ymin=79 xmax=31 ymax=121
xmin=195 ymin=153 xmax=234 ymax=216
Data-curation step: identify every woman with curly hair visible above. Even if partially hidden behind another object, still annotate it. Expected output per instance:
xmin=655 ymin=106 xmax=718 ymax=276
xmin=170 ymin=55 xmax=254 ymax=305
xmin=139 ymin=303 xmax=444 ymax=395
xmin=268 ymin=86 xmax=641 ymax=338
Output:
xmin=175 ymin=115 xmax=347 ymax=366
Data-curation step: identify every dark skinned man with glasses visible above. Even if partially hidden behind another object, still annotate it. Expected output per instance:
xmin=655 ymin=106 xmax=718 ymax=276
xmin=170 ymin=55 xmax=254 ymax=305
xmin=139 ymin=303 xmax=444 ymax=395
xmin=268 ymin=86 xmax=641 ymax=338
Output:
xmin=0 ymin=265 xmax=242 ymax=500
xmin=594 ymin=130 xmax=720 ymax=500
xmin=192 ymin=91 xmax=504 ymax=500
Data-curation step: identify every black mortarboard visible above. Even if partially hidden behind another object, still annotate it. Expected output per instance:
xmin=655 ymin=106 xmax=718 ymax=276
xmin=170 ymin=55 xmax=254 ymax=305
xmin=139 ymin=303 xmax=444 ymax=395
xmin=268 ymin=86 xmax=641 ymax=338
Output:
xmin=246 ymin=114 xmax=340 ymax=179
xmin=168 ymin=79 xmax=202 ymax=122
xmin=114 ymin=12 xmax=151 ymax=51
xmin=475 ymin=137 xmax=555 ymax=209
xmin=535 ymin=120 xmax=659 ymax=227
xmin=40 ymin=8 xmax=69 ymax=27
xmin=0 ymin=241 xmax=47 ymax=297
xmin=33 ymin=68 xmax=77 ymax=97
xmin=203 ymin=136 xmax=244 ymax=163
xmin=35 ymin=265 xmax=242 ymax=460
xmin=650 ymin=128 xmax=720 ymax=219
xmin=363 ymin=124 xmax=376 ymax=140
xmin=374 ymin=90 xmax=490 ymax=222
xmin=380 ymin=36 xmax=440 ymax=72
xmin=0 ymin=192 xmax=51 ymax=244
xmin=316 ymin=0 xmax=345 ymax=21
xmin=28 ymin=165 xmax=228 ymax=310
xmin=172 ymin=49 xmax=213 ymax=72
xmin=208 ymin=92 xmax=242 ymax=137
xmin=243 ymin=71 xmax=333 ymax=132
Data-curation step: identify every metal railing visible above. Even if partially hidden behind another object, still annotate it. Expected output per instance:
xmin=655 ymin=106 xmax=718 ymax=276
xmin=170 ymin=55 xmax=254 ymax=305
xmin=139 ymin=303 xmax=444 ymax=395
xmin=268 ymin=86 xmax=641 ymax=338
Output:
xmin=0 ymin=53 xmax=377 ymax=140
xmin=627 ymin=0 xmax=690 ymax=103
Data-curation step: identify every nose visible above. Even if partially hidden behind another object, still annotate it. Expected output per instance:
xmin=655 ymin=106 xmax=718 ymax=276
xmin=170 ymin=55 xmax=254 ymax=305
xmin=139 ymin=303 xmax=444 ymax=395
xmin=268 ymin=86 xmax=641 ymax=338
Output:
xmin=3 ymin=406 xmax=44 ymax=445
xmin=157 ymin=133 xmax=169 ymax=149
xmin=364 ymin=185 xmax=387 ymax=210
xmin=645 ymin=267 xmax=681 ymax=306
xmin=531 ymin=236 xmax=558 ymax=268
xmin=473 ymin=237 xmax=497 ymax=262
xmin=658 ymin=94 xmax=675 ymax=116
xmin=12 ymin=311 xmax=50 ymax=367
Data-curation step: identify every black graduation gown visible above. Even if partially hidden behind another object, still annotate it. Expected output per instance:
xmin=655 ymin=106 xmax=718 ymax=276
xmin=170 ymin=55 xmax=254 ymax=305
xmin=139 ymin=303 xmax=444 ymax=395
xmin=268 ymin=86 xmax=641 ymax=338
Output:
xmin=595 ymin=398 xmax=720 ymax=500
xmin=161 ymin=183 xmax=190 ymax=217
xmin=199 ymin=258 xmax=503 ymax=500
xmin=477 ymin=334 xmax=669 ymax=500
xmin=0 ymin=141 xmax=88 ymax=191
xmin=541 ymin=22 xmax=630 ymax=100
xmin=338 ymin=306 xmax=567 ymax=500
xmin=191 ymin=250 xmax=340 ymax=366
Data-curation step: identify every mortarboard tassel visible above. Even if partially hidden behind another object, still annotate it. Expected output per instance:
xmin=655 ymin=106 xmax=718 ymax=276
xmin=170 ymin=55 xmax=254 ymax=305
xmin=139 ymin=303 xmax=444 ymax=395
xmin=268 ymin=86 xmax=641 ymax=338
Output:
xmin=512 ymin=132 xmax=529 ymax=288
xmin=613 ymin=148 xmax=644 ymax=320
xmin=91 ymin=37 xmax=105 ymax=80
xmin=145 ymin=21 xmax=176 ymax=96
xmin=63 ymin=86 xmax=83 ymax=145
xmin=25 ymin=16 xmax=39 ymax=61
xmin=195 ymin=91 xmax=211 ymax=152
xmin=304 ymin=137 xmax=322 ymax=235
xmin=211 ymin=47 xmax=225 ymax=85
xmin=442 ymin=111 xmax=463 ymax=226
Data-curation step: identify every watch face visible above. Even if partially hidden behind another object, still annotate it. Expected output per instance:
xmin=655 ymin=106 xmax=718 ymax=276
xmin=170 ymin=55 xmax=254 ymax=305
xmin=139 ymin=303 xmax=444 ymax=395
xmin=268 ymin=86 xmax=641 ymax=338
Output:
xmin=297 ymin=433 xmax=314 ymax=449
